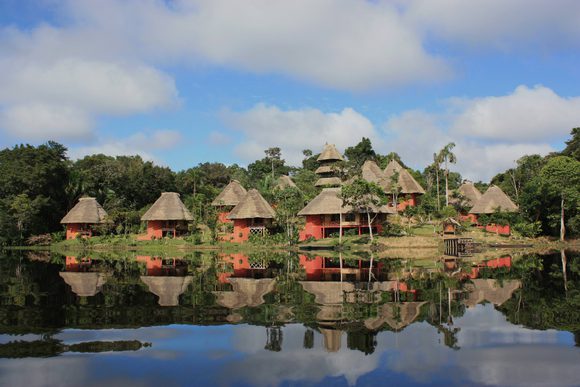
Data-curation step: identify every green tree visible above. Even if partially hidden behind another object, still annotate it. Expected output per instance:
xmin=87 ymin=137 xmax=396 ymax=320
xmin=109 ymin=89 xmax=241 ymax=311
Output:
xmin=561 ymin=127 xmax=580 ymax=161
xmin=537 ymin=156 xmax=580 ymax=240
xmin=341 ymin=179 xmax=387 ymax=241
xmin=344 ymin=137 xmax=376 ymax=171
xmin=437 ymin=143 xmax=457 ymax=207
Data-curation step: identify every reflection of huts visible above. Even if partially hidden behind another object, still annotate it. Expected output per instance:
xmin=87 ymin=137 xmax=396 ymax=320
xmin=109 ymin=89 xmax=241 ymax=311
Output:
xmin=320 ymin=328 xmax=343 ymax=352
xmin=275 ymin=175 xmax=297 ymax=190
xmin=140 ymin=192 xmax=193 ymax=240
xmin=469 ymin=185 xmax=518 ymax=234
xmin=211 ymin=180 xmax=248 ymax=223
xmin=298 ymin=187 xmax=395 ymax=241
xmin=140 ymin=276 xmax=193 ymax=306
xmin=315 ymin=144 xmax=343 ymax=187
xmin=463 ymin=279 xmax=521 ymax=308
xmin=59 ymin=272 xmax=109 ymax=297
xmin=60 ymin=197 xmax=108 ymax=240
xmin=383 ymin=159 xmax=425 ymax=211
xmin=213 ymin=278 xmax=276 ymax=309
xmin=364 ymin=302 xmax=427 ymax=331
xmin=227 ymin=189 xmax=276 ymax=242
xmin=300 ymin=281 xmax=355 ymax=304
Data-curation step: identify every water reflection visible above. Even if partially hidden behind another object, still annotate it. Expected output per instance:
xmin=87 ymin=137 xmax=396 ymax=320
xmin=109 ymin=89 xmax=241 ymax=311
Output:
xmin=0 ymin=249 xmax=577 ymax=386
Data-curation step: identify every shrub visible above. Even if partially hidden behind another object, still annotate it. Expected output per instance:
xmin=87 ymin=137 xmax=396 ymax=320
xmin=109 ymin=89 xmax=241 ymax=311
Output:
xmin=380 ymin=222 xmax=406 ymax=237
xmin=513 ymin=221 xmax=542 ymax=238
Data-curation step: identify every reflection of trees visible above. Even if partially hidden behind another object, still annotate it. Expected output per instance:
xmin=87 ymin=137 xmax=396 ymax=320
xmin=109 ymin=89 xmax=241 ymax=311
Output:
xmin=499 ymin=251 xmax=579 ymax=334
xmin=347 ymin=329 xmax=377 ymax=355
xmin=265 ymin=326 xmax=283 ymax=352
xmin=0 ymin=339 xmax=149 ymax=358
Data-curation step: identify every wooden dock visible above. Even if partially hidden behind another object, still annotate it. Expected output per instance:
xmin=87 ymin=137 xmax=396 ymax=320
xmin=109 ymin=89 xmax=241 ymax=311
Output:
xmin=444 ymin=237 xmax=475 ymax=257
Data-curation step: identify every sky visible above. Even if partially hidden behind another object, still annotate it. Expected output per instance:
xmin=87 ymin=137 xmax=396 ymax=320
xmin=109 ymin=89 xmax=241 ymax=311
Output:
xmin=1 ymin=0 xmax=579 ymax=181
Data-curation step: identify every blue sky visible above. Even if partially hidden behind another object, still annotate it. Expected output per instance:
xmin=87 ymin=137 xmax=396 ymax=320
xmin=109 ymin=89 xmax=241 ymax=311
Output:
xmin=1 ymin=0 xmax=579 ymax=180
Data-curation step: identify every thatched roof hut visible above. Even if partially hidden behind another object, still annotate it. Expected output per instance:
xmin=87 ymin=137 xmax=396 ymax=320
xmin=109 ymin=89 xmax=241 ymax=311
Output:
xmin=364 ymin=302 xmax=426 ymax=331
xmin=275 ymin=175 xmax=297 ymax=190
xmin=317 ymin=144 xmax=343 ymax=162
xmin=469 ymin=185 xmax=518 ymax=214
xmin=297 ymin=188 xmax=395 ymax=216
xmin=211 ymin=180 xmax=247 ymax=207
xmin=383 ymin=160 xmax=425 ymax=194
xmin=213 ymin=278 xmax=276 ymax=309
xmin=456 ymin=181 xmax=483 ymax=207
xmin=227 ymin=189 xmax=275 ymax=220
xmin=141 ymin=192 xmax=193 ymax=221
xmin=361 ymin=160 xmax=385 ymax=185
xmin=61 ymin=197 xmax=108 ymax=224
xmin=140 ymin=276 xmax=193 ymax=306
xmin=463 ymin=279 xmax=521 ymax=308
xmin=59 ymin=272 xmax=108 ymax=297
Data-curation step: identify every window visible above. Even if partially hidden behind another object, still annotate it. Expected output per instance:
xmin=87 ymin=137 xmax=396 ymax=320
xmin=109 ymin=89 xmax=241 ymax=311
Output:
xmin=344 ymin=213 xmax=356 ymax=222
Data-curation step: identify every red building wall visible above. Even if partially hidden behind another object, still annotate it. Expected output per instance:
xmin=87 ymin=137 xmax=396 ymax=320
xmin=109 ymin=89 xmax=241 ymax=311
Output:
xmin=299 ymin=215 xmax=323 ymax=241
xmin=231 ymin=219 xmax=250 ymax=242
xmin=397 ymin=193 xmax=418 ymax=211
xmin=484 ymin=223 xmax=511 ymax=235
xmin=65 ymin=223 xmax=93 ymax=240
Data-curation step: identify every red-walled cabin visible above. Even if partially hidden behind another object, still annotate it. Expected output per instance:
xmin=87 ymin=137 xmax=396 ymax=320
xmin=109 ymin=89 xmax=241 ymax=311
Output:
xmin=298 ymin=187 xmax=395 ymax=241
xmin=469 ymin=185 xmax=519 ymax=235
xmin=140 ymin=192 xmax=193 ymax=240
xmin=60 ymin=197 xmax=108 ymax=240
xmin=226 ymin=189 xmax=276 ymax=243
xmin=382 ymin=160 xmax=425 ymax=211
xmin=211 ymin=180 xmax=248 ymax=224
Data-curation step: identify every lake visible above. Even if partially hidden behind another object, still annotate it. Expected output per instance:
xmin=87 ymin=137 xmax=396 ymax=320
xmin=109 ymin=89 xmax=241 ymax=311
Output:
xmin=0 ymin=249 xmax=578 ymax=387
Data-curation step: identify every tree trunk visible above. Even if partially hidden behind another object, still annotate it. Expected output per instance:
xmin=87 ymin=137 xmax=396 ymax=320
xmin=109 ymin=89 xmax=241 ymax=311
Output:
xmin=436 ymin=165 xmax=441 ymax=211
xmin=445 ymin=157 xmax=449 ymax=207
xmin=560 ymin=196 xmax=566 ymax=242
xmin=339 ymin=212 xmax=343 ymax=245
xmin=367 ymin=211 xmax=373 ymax=241
xmin=368 ymin=252 xmax=374 ymax=283
xmin=561 ymin=249 xmax=568 ymax=293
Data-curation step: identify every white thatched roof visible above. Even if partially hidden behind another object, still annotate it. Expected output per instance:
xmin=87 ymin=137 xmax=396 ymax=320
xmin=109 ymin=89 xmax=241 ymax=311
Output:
xmin=141 ymin=192 xmax=194 ymax=221
xmin=61 ymin=197 xmax=108 ymax=224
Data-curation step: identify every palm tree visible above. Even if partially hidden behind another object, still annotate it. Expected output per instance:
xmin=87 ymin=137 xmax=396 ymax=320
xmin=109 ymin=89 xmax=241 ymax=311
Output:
xmin=438 ymin=143 xmax=457 ymax=207
xmin=433 ymin=152 xmax=442 ymax=211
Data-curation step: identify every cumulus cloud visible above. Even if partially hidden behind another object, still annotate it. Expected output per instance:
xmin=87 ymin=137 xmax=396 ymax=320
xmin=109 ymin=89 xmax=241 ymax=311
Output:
xmin=67 ymin=130 xmax=182 ymax=164
xmin=403 ymin=0 xmax=580 ymax=49
xmin=223 ymin=104 xmax=383 ymax=165
xmin=61 ymin=0 xmax=449 ymax=90
xmin=383 ymin=85 xmax=574 ymax=180
xmin=450 ymin=85 xmax=580 ymax=142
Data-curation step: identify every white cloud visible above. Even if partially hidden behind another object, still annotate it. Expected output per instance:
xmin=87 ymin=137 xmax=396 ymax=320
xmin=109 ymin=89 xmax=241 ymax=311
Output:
xmin=450 ymin=85 xmax=580 ymax=142
xmin=403 ymin=0 xmax=580 ymax=49
xmin=382 ymin=85 xmax=572 ymax=180
xmin=207 ymin=131 xmax=232 ymax=145
xmin=0 ymin=103 xmax=93 ymax=141
xmin=223 ymin=104 xmax=383 ymax=165
xmin=67 ymin=130 xmax=182 ymax=164
xmin=58 ymin=0 xmax=450 ymax=90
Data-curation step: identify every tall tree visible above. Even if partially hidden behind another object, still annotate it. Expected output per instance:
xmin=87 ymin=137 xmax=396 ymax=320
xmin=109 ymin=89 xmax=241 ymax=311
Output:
xmin=344 ymin=137 xmax=376 ymax=171
xmin=538 ymin=156 xmax=580 ymax=241
xmin=265 ymin=147 xmax=282 ymax=180
xmin=437 ymin=143 xmax=457 ymax=207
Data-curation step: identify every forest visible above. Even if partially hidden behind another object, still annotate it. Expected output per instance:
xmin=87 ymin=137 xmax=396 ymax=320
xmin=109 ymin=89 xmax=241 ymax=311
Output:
xmin=0 ymin=128 xmax=578 ymax=245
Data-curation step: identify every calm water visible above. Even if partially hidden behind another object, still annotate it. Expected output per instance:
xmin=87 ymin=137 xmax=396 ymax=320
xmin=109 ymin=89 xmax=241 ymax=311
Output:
xmin=0 ymin=250 xmax=578 ymax=387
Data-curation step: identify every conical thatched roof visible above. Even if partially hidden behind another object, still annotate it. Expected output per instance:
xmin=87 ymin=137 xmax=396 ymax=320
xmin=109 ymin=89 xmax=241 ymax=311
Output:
xmin=140 ymin=276 xmax=193 ymax=306
xmin=59 ymin=272 xmax=108 ymax=297
xmin=364 ymin=302 xmax=426 ymax=331
xmin=317 ymin=144 xmax=343 ymax=162
xmin=227 ymin=189 xmax=276 ymax=219
xmin=315 ymin=177 xmax=342 ymax=187
xmin=61 ymin=197 xmax=108 ymax=224
xmin=297 ymin=188 xmax=395 ymax=216
xmin=383 ymin=160 xmax=425 ymax=194
xmin=275 ymin=175 xmax=297 ymax=190
xmin=315 ymin=165 xmax=336 ymax=175
xmin=141 ymin=192 xmax=193 ymax=221
xmin=469 ymin=185 xmax=518 ymax=214
xmin=456 ymin=181 xmax=483 ymax=207
xmin=463 ymin=279 xmax=521 ymax=308
xmin=211 ymin=180 xmax=247 ymax=206
xmin=213 ymin=278 xmax=276 ymax=309
xmin=361 ymin=160 xmax=384 ymax=184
